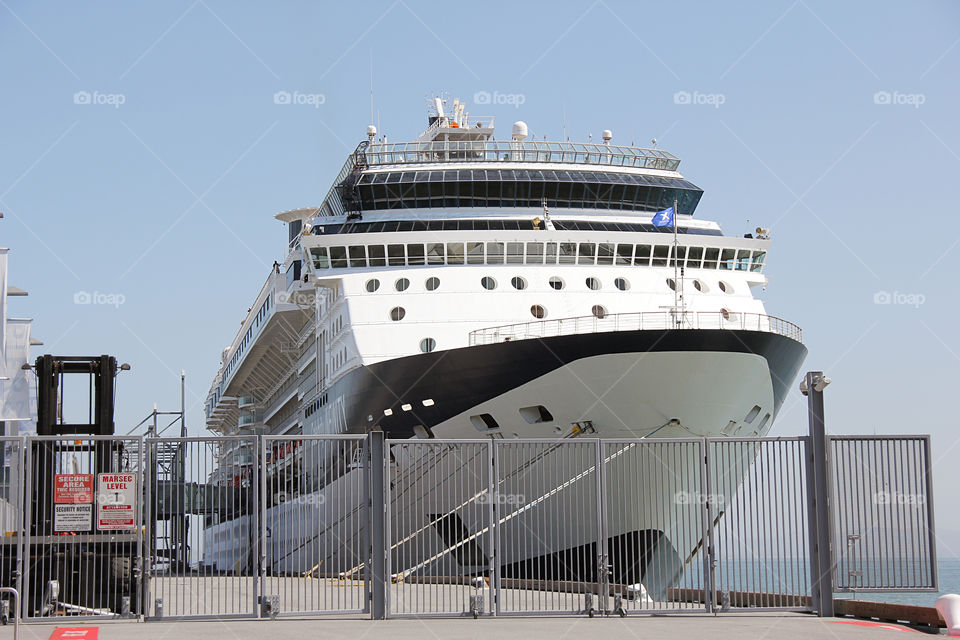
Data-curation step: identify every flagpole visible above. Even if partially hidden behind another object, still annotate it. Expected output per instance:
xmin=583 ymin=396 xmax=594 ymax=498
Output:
xmin=673 ymin=198 xmax=679 ymax=327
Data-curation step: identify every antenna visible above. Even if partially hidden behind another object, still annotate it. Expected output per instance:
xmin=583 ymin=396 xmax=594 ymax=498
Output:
xmin=369 ymin=52 xmax=374 ymax=125
xmin=561 ymin=104 xmax=567 ymax=142
xmin=651 ymin=138 xmax=657 ymax=148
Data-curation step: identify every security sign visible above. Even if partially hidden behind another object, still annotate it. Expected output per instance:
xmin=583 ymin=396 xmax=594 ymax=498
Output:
xmin=54 ymin=474 xmax=94 ymax=504
xmin=96 ymin=473 xmax=137 ymax=531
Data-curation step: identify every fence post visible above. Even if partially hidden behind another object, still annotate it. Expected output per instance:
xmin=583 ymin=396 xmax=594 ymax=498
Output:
xmin=366 ymin=431 xmax=387 ymax=620
xmin=701 ymin=438 xmax=715 ymax=613
xmin=804 ymin=371 xmax=835 ymax=617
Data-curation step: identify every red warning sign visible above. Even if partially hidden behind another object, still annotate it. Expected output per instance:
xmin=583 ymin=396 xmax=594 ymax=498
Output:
xmin=96 ymin=473 xmax=137 ymax=531
xmin=49 ymin=627 xmax=99 ymax=640
xmin=54 ymin=474 xmax=94 ymax=504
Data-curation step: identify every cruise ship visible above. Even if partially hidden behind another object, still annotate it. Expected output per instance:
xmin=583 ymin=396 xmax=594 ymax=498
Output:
xmin=203 ymin=96 xmax=807 ymax=593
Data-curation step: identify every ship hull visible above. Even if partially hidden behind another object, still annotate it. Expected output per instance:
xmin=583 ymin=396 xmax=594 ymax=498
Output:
xmin=204 ymin=329 xmax=806 ymax=596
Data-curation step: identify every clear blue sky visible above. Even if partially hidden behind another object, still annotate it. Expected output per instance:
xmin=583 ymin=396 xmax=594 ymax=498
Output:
xmin=1 ymin=1 xmax=958 ymax=553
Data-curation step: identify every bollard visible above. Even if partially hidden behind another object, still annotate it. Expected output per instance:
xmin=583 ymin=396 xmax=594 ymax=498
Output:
xmin=936 ymin=594 xmax=960 ymax=637
xmin=121 ymin=596 xmax=131 ymax=618
xmin=155 ymin=598 xmax=163 ymax=618
xmin=0 ymin=587 xmax=20 ymax=640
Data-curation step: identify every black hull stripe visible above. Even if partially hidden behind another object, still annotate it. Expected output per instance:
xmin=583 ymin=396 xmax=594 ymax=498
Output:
xmin=313 ymin=330 xmax=807 ymax=438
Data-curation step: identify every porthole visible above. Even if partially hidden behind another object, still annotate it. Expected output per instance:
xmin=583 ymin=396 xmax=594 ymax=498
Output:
xmin=511 ymin=276 xmax=527 ymax=290
xmin=395 ymin=278 xmax=410 ymax=292
xmin=721 ymin=308 xmax=734 ymax=321
xmin=530 ymin=304 xmax=546 ymax=319
xmin=693 ymin=279 xmax=706 ymax=292
xmin=481 ymin=276 xmax=497 ymax=290
xmin=614 ymin=277 xmax=630 ymax=291
xmin=365 ymin=279 xmax=380 ymax=293
xmin=667 ymin=278 xmax=677 ymax=291
xmin=390 ymin=307 xmax=406 ymax=321
xmin=719 ymin=281 xmax=733 ymax=294
xmin=592 ymin=305 xmax=607 ymax=319
xmin=425 ymin=277 xmax=440 ymax=291
xmin=548 ymin=277 xmax=565 ymax=290
xmin=419 ymin=338 xmax=436 ymax=353
xmin=585 ymin=277 xmax=601 ymax=290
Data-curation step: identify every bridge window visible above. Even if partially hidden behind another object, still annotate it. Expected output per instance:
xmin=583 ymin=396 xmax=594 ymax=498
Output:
xmin=407 ymin=243 xmax=425 ymax=266
xmin=703 ymin=248 xmax=720 ymax=269
xmin=310 ymin=247 xmax=329 ymax=269
xmin=687 ymin=246 xmax=704 ymax=268
xmin=329 ymin=246 xmax=348 ymax=268
xmin=597 ymin=243 xmax=615 ymax=265
xmin=652 ymin=245 xmax=669 ymax=267
xmin=427 ymin=243 xmax=445 ymax=265
xmin=486 ymin=242 xmax=504 ymax=264
xmin=387 ymin=244 xmax=405 ymax=266
xmin=507 ymin=242 xmax=524 ymax=264
xmin=634 ymin=244 xmax=651 ymax=266
xmin=368 ymin=245 xmax=386 ymax=267
xmin=446 ymin=243 xmax=464 ymax=264
xmin=719 ymin=248 xmax=736 ymax=270
xmin=559 ymin=242 xmax=577 ymax=264
xmin=348 ymin=245 xmax=367 ymax=268
xmin=578 ymin=242 xmax=596 ymax=265
xmin=467 ymin=242 xmax=484 ymax=264
xmin=526 ymin=242 xmax=544 ymax=264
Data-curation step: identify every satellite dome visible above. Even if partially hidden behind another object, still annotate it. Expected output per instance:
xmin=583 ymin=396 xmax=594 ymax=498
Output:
xmin=512 ymin=121 xmax=529 ymax=141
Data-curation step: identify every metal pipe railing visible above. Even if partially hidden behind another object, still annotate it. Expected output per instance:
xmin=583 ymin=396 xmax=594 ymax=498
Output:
xmin=2 ymin=583 xmax=21 ymax=639
xmin=468 ymin=311 xmax=802 ymax=346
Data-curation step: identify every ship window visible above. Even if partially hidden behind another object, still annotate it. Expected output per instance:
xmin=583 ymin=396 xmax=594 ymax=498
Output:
xmin=530 ymin=304 xmax=546 ymax=319
xmin=467 ymin=242 xmax=484 ymax=264
xmin=615 ymin=244 xmax=633 ymax=265
xmin=592 ymin=304 xmax=607 ymax=319
xmin=548 ymin=276 xmax=564 ymax=291
xmin=559 ymin=242 xmax=577 ymax=264
xmin=719 ymin=248 xmax=736 ymax=270
xmin=481 ymin=276 xmax=497 ymax=290
xmin=390 ymin=307 xmax=406 ymax=321
xmin=597 ymin=243 xmax=615 ymax=265
xmin=578 ymin=242 xmax=596 ymax=265
xmin=349 ymin=245 xmax=367 ymax=268
xmin=687 ymin=246 xmax=704 ymax=268
xmin=614 ymin=277 xmax=630 ymax=291
xmin=419 ymin=338 xmax=436 ymax=353
xmin=751 ymin=251 xmax=766 ymax=272
xmin=329 ymin=246 xmax=348 ymax=268
xmin=693 ymin=279 xmax=706 ymax=292
xmin=486 ymin=242 xmax=504 ymax=264
xmin=519 ymin=405 xmax=554 ymax=424
xmin=368 ymin=245 xmax=386 ymax=267
xmin=425 ymin=243 xmax=445 ymax=265
xmin=757 ymin=413 xmax=771 ymax=431
xmin=470 ymin=413 xmax=500 ymax=431
xmin=407 ymin=244 xmax=425 ymax=266
xmin=652 ymin=245 xmax=669 ymax=267
xmin=736 ymin=249 xmax=752 ymax=271
xmin=511 ymin=276 xmax=527 ymax=290
xmin=387 ymin=244 xmax=405 ymax=266
xmin=395 ymin=278 xmax=410 ymax=292
xmin=447 ymin=243 xmax=465 ymax=265
xmin=365 ymin=279 xmax=380 ymax=293
xmin=506 ymin=242 xmax=524 ymax=264
xmin=310 ymin=247 xmax=329 ymax=269
xmin=719 ymin=281 xmax=734 ymax=294
xmin=703 ymin=247 xmax=720 ymax=269
xmin=585 ymin=277 xmax=601 ymax=290
xmin=525 ymin=242 xmax=544 ymax=264
xmin=671 ymin=245 xmax=687 ymax=268
xmin=425 ymin=277 xmax=440 ymax=291
xmin=744 ymin=405 xmax=762 ymax=424
xmin=634 ymin=244 xmax=651 ymax=265
xmin=545 ymin=242 xmax=558 ymax=264
xmin=667 ymin=278 xmax=677 ymax=291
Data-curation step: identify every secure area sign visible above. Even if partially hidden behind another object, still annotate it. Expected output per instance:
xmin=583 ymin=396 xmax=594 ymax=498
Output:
xmin=54 ymin=474 xmax=94 ymax=532
xmin=96 ymin=473 xmax=137 ymax=531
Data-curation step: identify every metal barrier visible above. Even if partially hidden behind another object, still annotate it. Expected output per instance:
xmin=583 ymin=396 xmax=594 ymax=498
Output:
xmin=23 ymin=436 xmax=143 ymax=620
xmin=145 ymin=436 xmax=258 ymax=619
xmin=0 ymin=431 xmax=938 ymax=622
xmin=830 ymin=436 xmax=937 ymax=592
xmin=260 ymin=435 xmax=368 ymax=617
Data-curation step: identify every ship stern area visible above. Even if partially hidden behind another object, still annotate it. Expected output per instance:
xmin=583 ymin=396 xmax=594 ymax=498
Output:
xmin=340 ymin=328 xmax=807 ymax=598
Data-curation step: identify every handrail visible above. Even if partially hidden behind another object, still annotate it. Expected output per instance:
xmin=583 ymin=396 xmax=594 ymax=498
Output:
xmin=360 ymin=139 xmax=681 ymax=172
xmin=0 ymin=587 xmax=19 ymax=640
xmin=468 ymin=311 xmax=802 ymax=346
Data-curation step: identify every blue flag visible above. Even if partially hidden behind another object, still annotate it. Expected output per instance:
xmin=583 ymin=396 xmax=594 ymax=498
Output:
xmin=651 ymin=206 xmax=674 ymax=227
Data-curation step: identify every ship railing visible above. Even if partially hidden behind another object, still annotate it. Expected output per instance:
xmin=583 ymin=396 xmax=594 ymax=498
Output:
xmin=468 ymin=311 xmax=802 ymax=346
xmin=360 ymin=139 xmax=681 ymax=172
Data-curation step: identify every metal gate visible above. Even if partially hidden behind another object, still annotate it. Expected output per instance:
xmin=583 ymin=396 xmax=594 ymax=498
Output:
xmin=23 ymin=436 xmax=144 ymax=620
xmin=0 ymin=431 xmax=938 ymax=623
xmin=144 ymin=436 xmax=258 ymax=620
xmin=260 ymin=434 xmax=368 ymax=617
